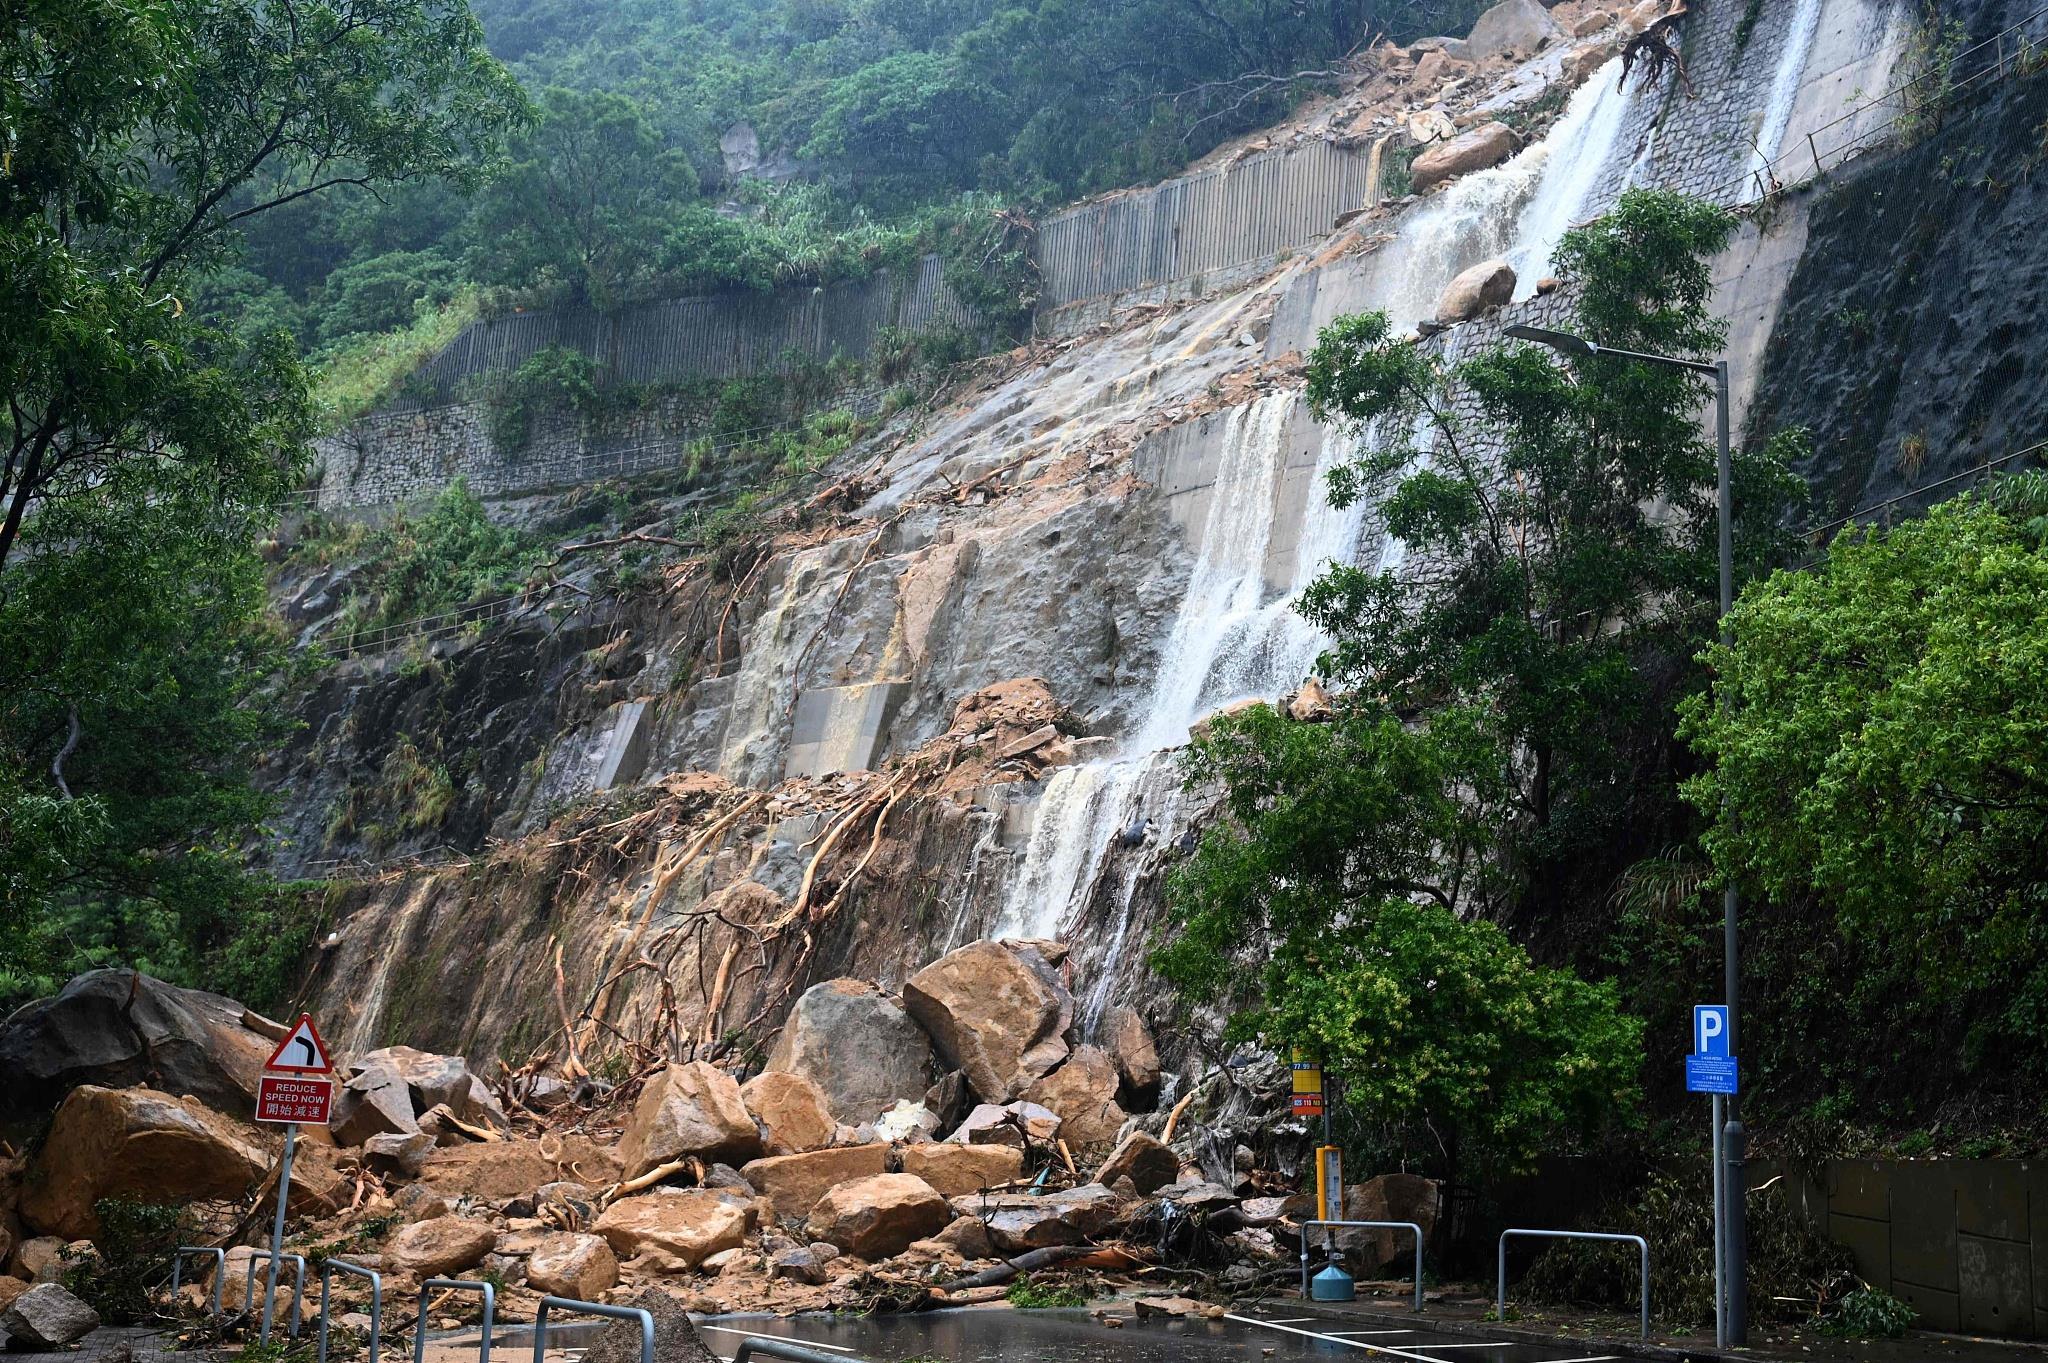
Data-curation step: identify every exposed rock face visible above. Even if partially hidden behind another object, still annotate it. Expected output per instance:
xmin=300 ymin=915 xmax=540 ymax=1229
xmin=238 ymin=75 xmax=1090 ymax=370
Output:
xmin=19 ymin=1086 xmax=268 ymax=1239
xmin=1463 ymin=0 xmax=1563 ymax=58
xmin=952 ymin=1183 xmax=1121 ymax=1253
xmin=1 ymin=1283 xmax=100 ymax=1348
xmin=0 ymin=970 xmax=273 ymax=1122
xmin=766 ymin=980 xmax=935 ymax=1124
xmin=899 ymin=1142 xmax=1024 ymax=1197
xmin=1411 ymin=122 xmax=1520 ymax=192
xmin=805 ymin=1174 xmax=951 ymax=1259
xmin=384 ymin=1216 xmax=498 ymax=1277
xmin=741 ymin=1145 xmax=890 ymax=1222
xmin=594 ymin=1192 xmax=749 ymax=1269
xmin=523 ymin=1232 xmax=619 ymax=1298
xmin=1435 ymin=259 xmax=1517 ymax=324
xmin=1094 ymin=1132 xmax=1180 ymax=1195
xmin=619 ymin=1062 xmax=762 ymax=1177
xmin=1020 ymin=1046 xmax=1128 ymax=1150
xmin=902 ymin=942 xmax=1071 ymax=1102
xmin=740 ymin=1072 xmax=836 ymax=1155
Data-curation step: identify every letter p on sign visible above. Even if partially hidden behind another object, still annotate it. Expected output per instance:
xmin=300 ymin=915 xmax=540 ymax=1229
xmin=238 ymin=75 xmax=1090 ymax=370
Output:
xmin=1694 ymin=1004 xmax=1729 ymax=1058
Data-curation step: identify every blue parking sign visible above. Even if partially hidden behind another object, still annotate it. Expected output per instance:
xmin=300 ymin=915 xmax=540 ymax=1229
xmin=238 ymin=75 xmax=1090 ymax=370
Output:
xmin=1687 ymin=1055 xmax=1738 ymax=1094
xmin=1694 ymin=1004 xmax=1729 ymax=1058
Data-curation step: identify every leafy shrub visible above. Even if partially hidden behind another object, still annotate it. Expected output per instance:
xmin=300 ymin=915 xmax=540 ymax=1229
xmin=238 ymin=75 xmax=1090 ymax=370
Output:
xmin=481 ymin=346 xmax=605 ymax=450
xmin=62 ymin=1198 xmax=194 ymax=1324
xmin=1820 ymin=1287 xmax=1915 ymax=1338
xmin=1004 ymin=1273 xmax=1089 ymax=1308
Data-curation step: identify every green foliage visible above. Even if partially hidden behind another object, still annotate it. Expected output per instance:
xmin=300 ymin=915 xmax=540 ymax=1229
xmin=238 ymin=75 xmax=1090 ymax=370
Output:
xmin=481 ymin=346 xmax=606 ymax=450
xmin=1004 ymin=1274 xmax=1089 ymax=1308
xmin=62 ymin=1198 xmax=195 ymax=1325
xmin=316 ymin=250 xmax=464 ymax=347
xmin=1681 ymin=490 xmax=2048 ymax=1066
xmin=311 ymin=291 xmax=481 ymax=428
xmin=334 ymin=481 xmax=549 ymax=635
xmin=1820 ymin=1287 xmax=1916 ymax=1338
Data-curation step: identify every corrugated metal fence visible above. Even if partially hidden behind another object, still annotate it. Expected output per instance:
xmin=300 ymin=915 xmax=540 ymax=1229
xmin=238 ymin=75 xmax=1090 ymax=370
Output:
xmin=1035 ymin=139 xmax=1379 ymax=309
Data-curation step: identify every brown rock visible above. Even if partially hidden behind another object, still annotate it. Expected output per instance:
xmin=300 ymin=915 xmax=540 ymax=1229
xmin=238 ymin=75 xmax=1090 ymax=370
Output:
xmin=1020 ymin=1046 xmax=1128 ymax=1150
xmin=363 ymin=1131 xmax=435 ymax=1178
xmin=523 ymin=1233 xmax=619 ymax=1299
xmin=950 ymin=1183 xmax=1120 ymax=1253
xmin=384 ymin=1216 xmax=497 ymax=1277
xmin=582 ymin=1287 xmax=722 ymax=1363
xmin=0 ymin=1277 xmax=28 ymax=1314
xmin=948 ymin=1101 xmax=1061 ymax=1146
xmin=930 ymin=1216 xmax=994 ymax=1257
xmin=900 ymin=1143 xmax=1024 ymax=1198
xmin=19 ymin=1086 xmax=268 ymax=1239
xmin=1133 ymin=1296 xmax=1225 ymax=1319
xmin=740 ymin=1072 xmax=836 ymax=1156
xmin=1104 ymin=1009 xmax=1163 ymax=1100
xmin=805 ymin=1174 xmax=950 ymax=1259
xmin=330 ymin=1058 xmax=419 ymax=1147
xmin=357 ymin=1046 xmax=508 ymax=1130
xmin=418 ymin=1135 xmax=619 ymax=1201
xmin=619 ymin=1062 xmax=762 ymax=1179
xmin=593 ymin=1192 xmax=749 ymax=1269
xmin=1411 ymin=122 xmax=1520 ymax=192
xmin=1463 ymin=0 xmax=1564 ymax=58
xmin=1568 ymin=7 xmax=1610 ymax=33
xmin=1287 ymin=678 xmax=1335 ymax=724
xmin=1094 ymin=1132 xmax=1180 ymax=1196
xmin=766 ymin=980 xmax=936 ymax=1125
xmin=8 ymin=1237 xmax=67 ymax=1284
xmin=739 ymin=1145 xmax=889 ymax=1222
xmin=1341 ymin=1173 xmax=1443 ymax=1271
xmin=902 ymin=942 xmax=1071 ymax=1103
xmin=1435 ymin=258 xmax=1517 ymax=324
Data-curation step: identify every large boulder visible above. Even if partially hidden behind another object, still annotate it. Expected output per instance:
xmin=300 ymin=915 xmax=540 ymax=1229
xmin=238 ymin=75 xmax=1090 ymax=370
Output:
xmin=619 ymin=1062 xmax=762 ymax=1178
xmin=1342 ymin=1173 xmax=1444 ymax=1270
xmin=1435 ymin=259 xmax=1517 ymax=324
xmin=1463 ymin=0 xmax=1563 ymax=58
xmin=383 ymin=1216 xmax=498 ymax=1277
xmin=582 ymin=1288 xmax=720 ymax=1363
xmin=0 ymin=1283 xmax=99 ymax=1348
xmin=902 ymin=942 xmax=1071 ymax=1103
xmin=523 ymin=1232 xmax=619 ymax=1299
xmin=805 ymin=1174 xmax=950 ymax=1259
xmin=418 ymin=1135 xmax=620 ymax=1201
xmin=1094 ymin=1131 xmax=1180 ymax=1195
xmin=593 ymin=1192 xmax=749 ymax=1269
xmin=329 ymin=1058 xmax=420 ymax=1147
xmin=740 ymin=1145 xmax=889 ymax=1222
xmin=1102 ymin=1007 xmax=1161 ymax=1099
xmin=766 ymin=980 xmax=936 ymax=1124
xmin=1019 ymin=1046 xmax=1128 ymax=1150
xmin=357 ymin=1046 xmax=508 ymax=1130
xmin=1411 ymin=122 xmax=1521 ymax=192
xmin=948 ymin=1101 xmax=1061 ymax=1146
xmin=900 ymin=1143 xmax=1024 ymax=1198
xmin=0 ymin=970 xmax=274 ymax=1122
xmin=19 ymin=1086 xmax=268 ymax=1239
xmin=0 ymin=1278 xmax=28 ymax=1316
xmin=740 ymin=1072 xmax=836 ymax=1155
xmin=951 ymin=1183 xmax=1120 ymax=1253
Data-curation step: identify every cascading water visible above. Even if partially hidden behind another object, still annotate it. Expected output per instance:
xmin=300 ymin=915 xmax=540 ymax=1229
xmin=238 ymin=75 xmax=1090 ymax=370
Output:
xmin=994 ymin=56 xmax=1645 ymax=1017
xmin=1748 ymin=0 xmax=1826 ymax=182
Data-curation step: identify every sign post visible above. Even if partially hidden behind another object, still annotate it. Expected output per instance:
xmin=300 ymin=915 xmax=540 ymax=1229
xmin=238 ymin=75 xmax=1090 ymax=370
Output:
xmin=1291 ymin=1051 xmax=1334 ymax=1219
xmin=1687 ymin=1005 xmax=1736 ymax=1347
xmin=255 ymin=1014 xmax=333 ymax=1345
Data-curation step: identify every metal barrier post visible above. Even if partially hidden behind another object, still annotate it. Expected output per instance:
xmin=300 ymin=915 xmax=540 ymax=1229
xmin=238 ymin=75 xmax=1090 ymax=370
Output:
xmin=413 ymin=1278 xmax=497 ymax=1363
xmin=239 ymin=1251 xmax=309 ymax=1338
xmin=531 ymin=1296 xmax=653 ymax=1363
xmin=318 ymin=1260 xmax=384 ymax=1363
xmin=1297 ymin=1220 xmax=1425 ymax=1311
xmin=170 ymin=1247 xmax=227 ymax=1317
xmin=1497 ymin=1228 xmax=1651 ymax=1340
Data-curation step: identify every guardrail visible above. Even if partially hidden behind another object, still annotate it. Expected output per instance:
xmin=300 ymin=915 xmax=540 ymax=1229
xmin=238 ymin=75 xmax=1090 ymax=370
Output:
xmin=530 ymin=1296 xmax=653 ymax=1363
xmin=414 ymin=1278 xmax=497 ymax=1363
xmin=1298 ymin=1219 xmax=1425 ymax=1310
xmin=318 ymin=1260 xmax=384 ymax=1363
xmin=1497 ymin=1228 xmax=1650 ymax=1340
xmin=169 ymin=1246 xmax=226 ymax=1317
xmin=240 ymin=1250 xmax=309 ymax=1343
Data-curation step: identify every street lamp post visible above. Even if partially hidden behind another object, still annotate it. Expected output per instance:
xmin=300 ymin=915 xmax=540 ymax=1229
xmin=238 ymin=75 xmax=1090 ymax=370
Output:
xmin=1503 ymin=323 xmax=1746 ymax=1346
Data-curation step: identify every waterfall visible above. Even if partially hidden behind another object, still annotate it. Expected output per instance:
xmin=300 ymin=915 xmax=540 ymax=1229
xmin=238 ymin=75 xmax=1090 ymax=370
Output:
xmin=1749 ymin=0 xmax=1826 ymax=183
xmin=1375 ymin=58 xmax=1633 ymax=330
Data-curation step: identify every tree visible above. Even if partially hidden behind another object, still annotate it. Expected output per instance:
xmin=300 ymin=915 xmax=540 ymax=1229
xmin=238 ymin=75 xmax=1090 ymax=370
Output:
xmin=463 ymin=87 xmax=699 ymax=308
xmin=801 ymin=52 xmax=1011 ymax=191
xmin=1680 ymin=482 xmax=2048 ymax=1050
xmin=0 ymin=0 xmax=527 ymax=569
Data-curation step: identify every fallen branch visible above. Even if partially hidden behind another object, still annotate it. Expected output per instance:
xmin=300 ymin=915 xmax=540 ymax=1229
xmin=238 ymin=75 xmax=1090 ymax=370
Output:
xmin=936 ymin=1244 xmax=1107 ymax=1293
xmin=1160 ymin=1090 xmax=1197 ymax=1144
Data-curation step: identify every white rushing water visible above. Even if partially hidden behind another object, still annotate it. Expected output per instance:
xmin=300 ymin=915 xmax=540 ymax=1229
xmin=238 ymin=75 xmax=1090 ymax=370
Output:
xmin=993 ymin=57 xmax=1644 ymax=993
xmin=1748 ymin=0 xmax=1826 ymax=182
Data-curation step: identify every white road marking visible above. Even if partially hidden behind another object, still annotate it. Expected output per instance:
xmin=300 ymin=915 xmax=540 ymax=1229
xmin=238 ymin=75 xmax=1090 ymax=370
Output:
xmin=1530 ymin=1356 xmax=1624 ymax=1362
xmin=1223 ymin=1313 xmax=1457 ymax=1363
xmin=1389 ymin=1345 xmax=1513 ymax=1350
xmin=1324 ymin=1329 xmax=1419 ymax=1336
xmin=693 ymin=1326 xmax=854 ymax=1353
xmin=1259 ymin=1316 xmax=1319 ymax=1323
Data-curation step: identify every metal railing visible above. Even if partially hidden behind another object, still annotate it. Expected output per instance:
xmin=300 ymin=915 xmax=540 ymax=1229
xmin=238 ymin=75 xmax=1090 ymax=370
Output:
xmin=1497 ymin=1228 xmax=1650 ymax=1340
xmin=530 ymin=1297 xmax=653 ymax=1363
xmin=731 ymin=1340 xmax=870 ymax=1363
xmin=169 ymin=1246 xmax=226 ymax=1317
xmin=240 ymin=1250 xmax=309 ymax=1342
xmin=318 ymin=1260 xmax=384 ymax=1363
xmin=414 ymin=1278 xmax=497 ymax=1363
xmin=1298 ymin=1219 xmax=1425 ymax=1310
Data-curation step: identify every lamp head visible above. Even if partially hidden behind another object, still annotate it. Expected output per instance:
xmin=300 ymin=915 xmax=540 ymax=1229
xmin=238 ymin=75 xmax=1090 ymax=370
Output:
xmin=1503 ymin=323 xmax=1598 ymax=357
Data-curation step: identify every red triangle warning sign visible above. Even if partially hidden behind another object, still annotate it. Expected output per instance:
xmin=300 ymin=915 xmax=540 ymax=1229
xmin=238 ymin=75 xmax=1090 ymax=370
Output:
xmin=265 ymin=1014 xmax=333 ymax=1073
